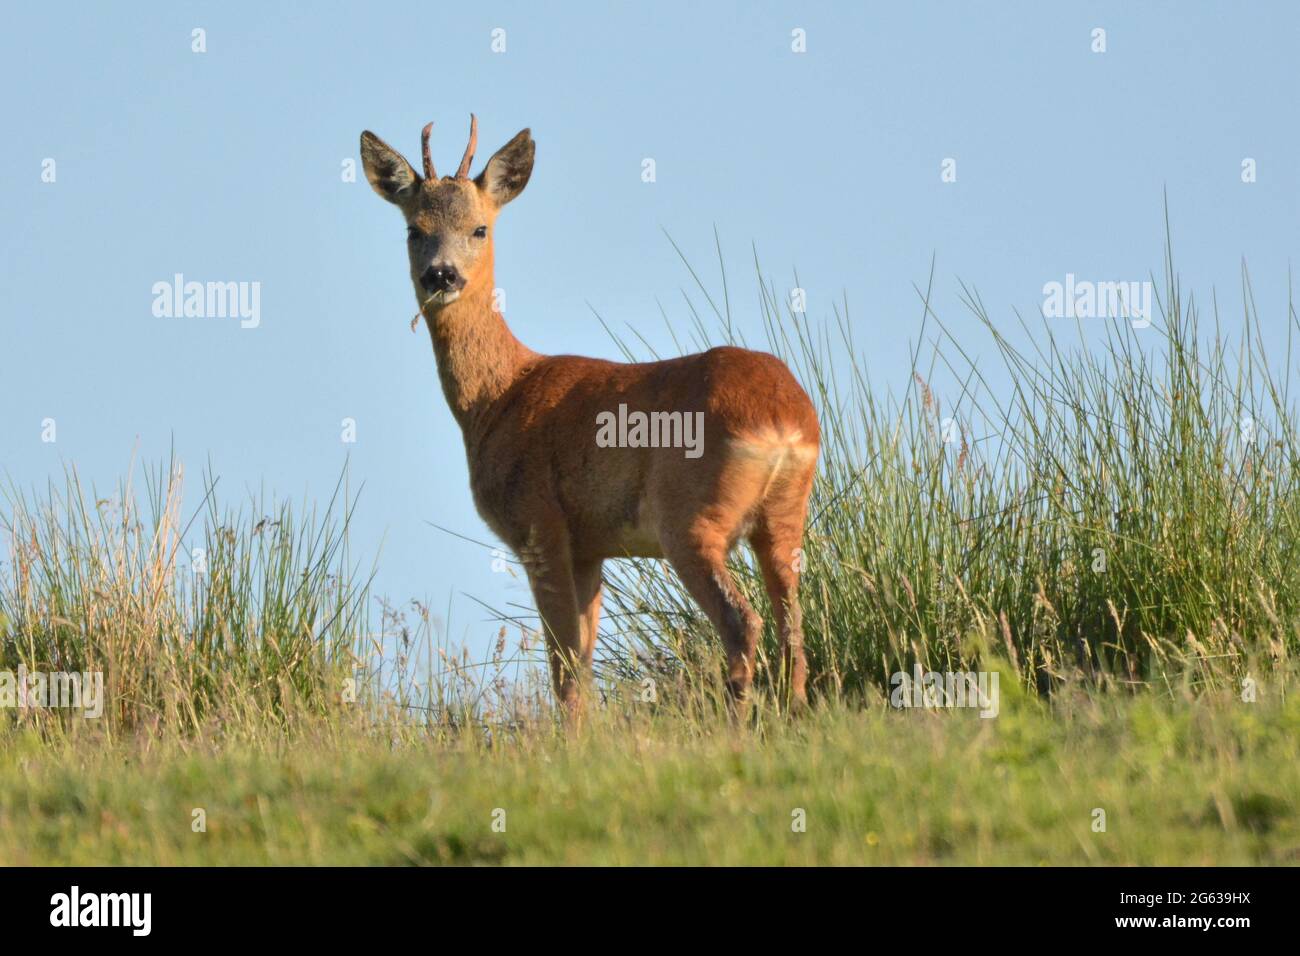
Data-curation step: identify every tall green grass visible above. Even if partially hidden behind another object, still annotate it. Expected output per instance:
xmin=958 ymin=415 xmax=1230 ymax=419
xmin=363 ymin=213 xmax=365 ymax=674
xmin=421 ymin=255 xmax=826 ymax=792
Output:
xmin=0 ymin=460 xmax=372 ymax=734
xmin=0 ymin=459 xmax=563 ymax=736
xmin=599 ymin=233 xmax=1299 ymax=705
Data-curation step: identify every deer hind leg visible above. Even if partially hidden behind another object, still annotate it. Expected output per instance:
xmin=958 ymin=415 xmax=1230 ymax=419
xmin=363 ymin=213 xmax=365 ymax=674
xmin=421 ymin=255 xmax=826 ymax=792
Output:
xmin=747 ymin=450 xmax=815 ymax=709
xmin=750 ymin=497 xmax=811 ymax=709
xmin=520 ymin=523 xmax=587 ymax=722
xmin=659 ymin=520 xmax=764 ymax=711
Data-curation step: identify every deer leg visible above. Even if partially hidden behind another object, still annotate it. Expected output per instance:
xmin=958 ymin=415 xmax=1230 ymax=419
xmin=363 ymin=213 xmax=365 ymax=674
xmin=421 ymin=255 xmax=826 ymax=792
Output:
xmin=573 ymin=558 xmax=604 ymax=672
xmin=660 ymin=524 xmax=763 ymax=711
xmin=750 ymin=514 xmax=809 ymax=710
xmin=520 ymin=525 xmax=586 ymax=722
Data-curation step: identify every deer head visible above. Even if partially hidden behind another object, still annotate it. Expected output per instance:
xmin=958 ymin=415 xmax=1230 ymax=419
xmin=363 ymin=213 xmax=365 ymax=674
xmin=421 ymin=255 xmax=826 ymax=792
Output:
xmin=360 ymin=116 xmax=535 ymax=308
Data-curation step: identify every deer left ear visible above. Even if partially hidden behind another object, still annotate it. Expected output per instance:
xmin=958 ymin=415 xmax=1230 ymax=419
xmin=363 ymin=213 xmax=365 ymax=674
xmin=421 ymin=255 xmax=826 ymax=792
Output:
xmin=476 ymin=129 xmax=534 ymax=207
xmin=360 ymin=131 xmax=421 ymax=204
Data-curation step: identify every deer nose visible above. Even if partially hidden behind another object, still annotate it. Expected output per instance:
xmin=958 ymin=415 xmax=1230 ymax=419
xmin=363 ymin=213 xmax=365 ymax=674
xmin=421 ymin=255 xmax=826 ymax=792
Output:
xmin=420 ymin=264 xmax=463 ymax=294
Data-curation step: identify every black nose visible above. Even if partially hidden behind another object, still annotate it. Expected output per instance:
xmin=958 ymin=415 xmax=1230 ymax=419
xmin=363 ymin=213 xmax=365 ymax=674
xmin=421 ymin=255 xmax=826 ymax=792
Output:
xmin=420 ymin=264 xmax=462 ymax=294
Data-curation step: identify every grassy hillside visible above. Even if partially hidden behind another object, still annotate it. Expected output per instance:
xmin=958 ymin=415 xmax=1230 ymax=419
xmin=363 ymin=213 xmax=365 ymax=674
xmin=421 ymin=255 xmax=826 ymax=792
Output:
xmin=2 ymin=682 xmax=1296 ymax=866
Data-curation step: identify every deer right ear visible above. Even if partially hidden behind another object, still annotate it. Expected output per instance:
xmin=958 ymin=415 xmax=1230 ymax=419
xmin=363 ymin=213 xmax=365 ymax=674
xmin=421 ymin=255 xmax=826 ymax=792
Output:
xmin=360 ymin=131 xmax=421 ymax=204
xmin=476 ymin=129 xmax=534 ymax=207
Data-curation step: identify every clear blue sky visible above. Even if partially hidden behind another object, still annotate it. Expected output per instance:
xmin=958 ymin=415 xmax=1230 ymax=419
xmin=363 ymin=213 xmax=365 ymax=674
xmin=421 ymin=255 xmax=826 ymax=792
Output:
xmin=3 ymin=2 xmax=1297 ymax=657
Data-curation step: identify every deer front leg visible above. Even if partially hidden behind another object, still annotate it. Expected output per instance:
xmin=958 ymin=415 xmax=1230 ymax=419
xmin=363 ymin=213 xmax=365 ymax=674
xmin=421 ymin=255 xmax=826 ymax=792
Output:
xmin=520 ymin=523 xmax=587 ymax=723
xmin=573 ymin=558 xmax=604 ymax=672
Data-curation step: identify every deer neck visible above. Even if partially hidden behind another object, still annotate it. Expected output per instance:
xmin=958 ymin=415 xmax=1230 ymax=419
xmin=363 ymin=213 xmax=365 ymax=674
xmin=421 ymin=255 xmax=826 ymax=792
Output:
xmin=423 ymin=271 xmax=536 ymax=434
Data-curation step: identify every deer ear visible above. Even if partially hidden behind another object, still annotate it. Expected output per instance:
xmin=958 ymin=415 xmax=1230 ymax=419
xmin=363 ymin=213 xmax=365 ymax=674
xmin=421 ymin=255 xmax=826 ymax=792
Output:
xmin=360 ymin=131 xmax=421 ymax=204
xmin=476 ymin=129 xmax=534 ymax=207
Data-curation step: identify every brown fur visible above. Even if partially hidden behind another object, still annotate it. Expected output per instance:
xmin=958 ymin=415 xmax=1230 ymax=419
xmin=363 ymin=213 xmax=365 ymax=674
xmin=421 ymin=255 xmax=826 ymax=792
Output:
xmin=360 ymin=120 xmax=820 ymax=720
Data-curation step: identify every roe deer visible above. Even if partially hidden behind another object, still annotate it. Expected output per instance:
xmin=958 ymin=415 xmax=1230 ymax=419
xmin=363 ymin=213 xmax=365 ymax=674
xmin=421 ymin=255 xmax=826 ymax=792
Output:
xmin=359 ymin=116 xmax=820 ymax=720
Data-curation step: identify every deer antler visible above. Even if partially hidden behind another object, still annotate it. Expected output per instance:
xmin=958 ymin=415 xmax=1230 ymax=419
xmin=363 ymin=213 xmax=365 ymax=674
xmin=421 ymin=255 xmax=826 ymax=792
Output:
xmin=456 ymin=114 xmax=477 ymax=179
xmin=421 ymin=122 xmax=437 ymax=179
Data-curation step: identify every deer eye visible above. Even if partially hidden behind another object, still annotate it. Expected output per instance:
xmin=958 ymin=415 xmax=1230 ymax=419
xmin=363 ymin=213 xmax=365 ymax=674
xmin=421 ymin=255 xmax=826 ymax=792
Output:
xmin=473 ymin=225 xmax=488 ymax=239
xmin=406 ymin=226 xmax=421 ymax=242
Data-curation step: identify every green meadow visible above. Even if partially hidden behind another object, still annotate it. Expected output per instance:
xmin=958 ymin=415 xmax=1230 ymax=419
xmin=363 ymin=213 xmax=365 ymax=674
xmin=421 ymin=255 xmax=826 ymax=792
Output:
xmin=1 ymin=686 xmax=1297 ymax=866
